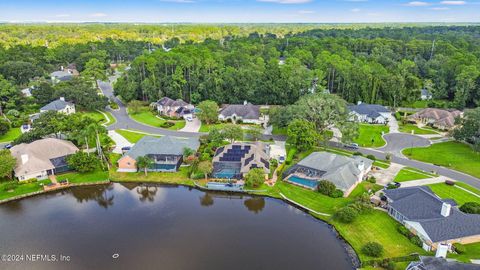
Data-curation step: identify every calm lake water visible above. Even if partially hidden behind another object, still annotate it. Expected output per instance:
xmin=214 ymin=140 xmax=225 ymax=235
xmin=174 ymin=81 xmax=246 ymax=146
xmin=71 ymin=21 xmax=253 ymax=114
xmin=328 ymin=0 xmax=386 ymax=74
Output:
xmin=0 ymin=183 xmax=355 ymax=270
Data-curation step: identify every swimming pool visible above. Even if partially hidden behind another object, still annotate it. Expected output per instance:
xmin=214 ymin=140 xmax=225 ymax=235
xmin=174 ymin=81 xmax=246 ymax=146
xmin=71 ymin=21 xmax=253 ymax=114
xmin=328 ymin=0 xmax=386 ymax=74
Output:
xmin=213 ymin=169 xmax=240 ymax=179
xmin=286 ymin=175 xmax=319 ymax=189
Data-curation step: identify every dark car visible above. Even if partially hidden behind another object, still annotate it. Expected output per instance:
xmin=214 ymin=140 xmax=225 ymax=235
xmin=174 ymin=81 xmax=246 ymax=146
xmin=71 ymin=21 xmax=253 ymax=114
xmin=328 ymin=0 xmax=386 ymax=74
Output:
xmin=121 ymin=146 xmax=131 ymax=152
xmin=3 ymin=144 xmax=12 ymax=149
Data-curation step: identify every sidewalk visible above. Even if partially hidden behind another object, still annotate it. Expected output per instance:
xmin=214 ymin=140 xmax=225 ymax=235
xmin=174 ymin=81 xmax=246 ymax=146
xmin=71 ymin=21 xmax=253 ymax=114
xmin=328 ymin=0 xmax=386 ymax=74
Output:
xmin=398 ymin=176 xmax=448 ymax=187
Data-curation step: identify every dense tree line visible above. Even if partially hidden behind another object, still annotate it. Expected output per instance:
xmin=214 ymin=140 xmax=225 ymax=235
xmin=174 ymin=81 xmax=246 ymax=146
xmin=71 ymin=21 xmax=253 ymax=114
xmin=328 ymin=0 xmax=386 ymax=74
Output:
xmin=115 ymin=26 xmax=480 ymax=109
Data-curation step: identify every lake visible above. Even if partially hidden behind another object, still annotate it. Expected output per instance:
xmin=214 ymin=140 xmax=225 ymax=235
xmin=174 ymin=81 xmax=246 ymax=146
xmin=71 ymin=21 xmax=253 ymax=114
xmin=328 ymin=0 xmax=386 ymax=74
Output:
xmin=0 ymin=183 xmax=355 ymax=270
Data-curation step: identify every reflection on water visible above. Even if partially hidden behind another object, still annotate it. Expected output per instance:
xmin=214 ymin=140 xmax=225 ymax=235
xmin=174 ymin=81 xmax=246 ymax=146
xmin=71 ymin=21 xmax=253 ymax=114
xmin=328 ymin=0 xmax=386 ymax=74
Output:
xmin=244 ymin=197 xmax=265 ymax=213
xmin=0 ymin=183 xmax=355 ymax=270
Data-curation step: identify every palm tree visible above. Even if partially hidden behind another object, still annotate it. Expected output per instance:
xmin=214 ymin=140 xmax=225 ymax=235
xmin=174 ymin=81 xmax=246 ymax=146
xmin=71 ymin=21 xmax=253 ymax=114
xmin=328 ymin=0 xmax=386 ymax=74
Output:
xmin=136 ymin=185 xmax=158 ymax=202
xmin=197 ymin=160 xmax=213 ymax=181
xmin=136 ymin=156 xmax=153 ymax=176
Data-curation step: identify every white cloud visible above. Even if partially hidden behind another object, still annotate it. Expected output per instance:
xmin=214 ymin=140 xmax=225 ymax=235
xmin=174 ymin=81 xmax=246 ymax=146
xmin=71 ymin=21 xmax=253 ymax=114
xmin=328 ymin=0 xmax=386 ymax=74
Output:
xmin=298 ymin=10 xmax=315 ymax=14
xmin=440 ymin=1 xmax=466 ymax=5
xmin=404 ymin=1 xmax=431 ymax=6
xmin=351 ymin=8 xmax=361 ymax=12
xmin=90 ymin=13 xmax=108 ymax=17
xmin=257 ymin=0 xmax=312 ymax=4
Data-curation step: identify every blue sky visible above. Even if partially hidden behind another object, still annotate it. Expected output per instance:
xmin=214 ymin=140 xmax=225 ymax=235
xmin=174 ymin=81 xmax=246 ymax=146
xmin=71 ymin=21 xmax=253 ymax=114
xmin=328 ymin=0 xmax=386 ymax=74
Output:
xmin=1 ymin=0 xmax=479 ymax=23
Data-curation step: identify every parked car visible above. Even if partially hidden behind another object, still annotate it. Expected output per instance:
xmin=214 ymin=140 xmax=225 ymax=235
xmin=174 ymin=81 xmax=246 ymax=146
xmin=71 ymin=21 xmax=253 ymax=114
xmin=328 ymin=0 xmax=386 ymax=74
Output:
xmin=121 ymin=146 xmax=131 ymax=152
xmin=3 ymin=144 xmax=12 ymax=149
xmin=278 ymin=155 xmax=285 ymax=164
xmin=186 ymin=116 xmax=193 ymax=122
xmin=344 ymin=143 xmax=359 ymax=150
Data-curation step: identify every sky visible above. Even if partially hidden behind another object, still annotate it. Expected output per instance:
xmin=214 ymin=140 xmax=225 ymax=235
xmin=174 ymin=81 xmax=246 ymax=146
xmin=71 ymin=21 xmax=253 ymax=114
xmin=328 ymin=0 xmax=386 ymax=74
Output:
xmin=1 ymin=0 xmax=479 ymax=23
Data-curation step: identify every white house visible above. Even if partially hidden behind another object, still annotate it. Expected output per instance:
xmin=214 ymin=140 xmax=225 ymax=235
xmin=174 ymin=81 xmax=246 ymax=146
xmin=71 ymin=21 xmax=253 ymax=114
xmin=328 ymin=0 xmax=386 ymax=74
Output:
xmin=219 ymin=101 xmax=265 ymax=125
xmin=40 ymin=97 xmax=76 ymax=115
xmin=348 ymin=102 xmax=391 ymax=124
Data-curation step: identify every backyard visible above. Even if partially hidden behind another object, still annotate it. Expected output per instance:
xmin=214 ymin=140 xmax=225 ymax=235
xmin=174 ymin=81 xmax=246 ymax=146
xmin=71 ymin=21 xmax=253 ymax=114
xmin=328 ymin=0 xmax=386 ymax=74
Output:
xmin=354 ymin=124 xmax=389 ymax=148
xmin=129 ymin=107 xmax=185 ymax=130
xmin=449 ymin=242 xmax=480 ymax=263
xmin=56 ymin=170 xmax=109 ymax=184
xmin=0 ymin=179 xmax=52 ymax=201
xmin=403 ymin=141 xmax=480 ymax=178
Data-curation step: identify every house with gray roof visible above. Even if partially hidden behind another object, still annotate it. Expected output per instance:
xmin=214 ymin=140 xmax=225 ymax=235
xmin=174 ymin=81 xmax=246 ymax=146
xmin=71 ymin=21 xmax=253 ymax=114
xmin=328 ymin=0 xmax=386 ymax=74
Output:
xmin=421 ymin=89 xmax=433 ymax=101
xmin=219 ymin=101 xmax=264 ymax=125
xmin=212 ymin=142 xmax=270 ymax=179
xmin=40 ymin=97 xmax=75 ymax=115
xmin=117 ymin=136 xmax=199 ymax=172
xmin=407 ymin=256 xmax=480 ymax=270
xmin=155 ymin=97 xmax=193 ymax=119
xmin=50 ymin=65 xmax=79 ymax=84
xmin=384 ymin=186 xmax=480 ymax=251
xmin=348 ymin=102 xmax=391 ymax=124
xmin=283 ymin=152 xmax=372 ymax=196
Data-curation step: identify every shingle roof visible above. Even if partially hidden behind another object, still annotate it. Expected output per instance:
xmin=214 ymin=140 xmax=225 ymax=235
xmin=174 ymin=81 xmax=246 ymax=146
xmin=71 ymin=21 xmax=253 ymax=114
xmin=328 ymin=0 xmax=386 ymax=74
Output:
xmin=412 ymin=256 xmax=480 ymax=270
xmin=40 ymin=99 xmax=74 ymax=111
xmin=10 ymin=138 xmax=79 ymax=177
xmin=297 ymin=152 xmax=373 ymax=191
xmin=50 ymin=71 xmax=73 ymax=81
xmin=385 ymin=186 xmax=480 ymax=243
xmin=156 ymin=97 xmax=188 ymax=107
xmin=220 ymin=103 xmax=260 ymax=120
xmin=409 ymin=108 xmax=462 ymax=128
xmin=348 ymin=103 xmax=390 ymax=119
xmin=123 ymin=136 xmax=199 ymax=160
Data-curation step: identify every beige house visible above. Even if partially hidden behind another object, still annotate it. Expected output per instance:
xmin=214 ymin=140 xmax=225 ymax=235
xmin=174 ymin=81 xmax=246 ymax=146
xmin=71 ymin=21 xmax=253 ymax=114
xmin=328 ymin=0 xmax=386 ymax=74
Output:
xmin=409 ymin=108 xmax=462 ymax=130
xmin=10 ymin=138 xmax=79 ymax=181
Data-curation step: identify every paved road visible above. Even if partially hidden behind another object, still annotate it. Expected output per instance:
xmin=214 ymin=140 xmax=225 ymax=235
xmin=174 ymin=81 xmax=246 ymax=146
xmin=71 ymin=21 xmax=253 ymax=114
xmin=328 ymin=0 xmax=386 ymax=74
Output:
xmin=329 ymin=141 xmax=480 ymax=190
xmin=378 ymin=133 xmax=431 ymax=157
xmin=98 ymin=81 xmax=204 ymax=138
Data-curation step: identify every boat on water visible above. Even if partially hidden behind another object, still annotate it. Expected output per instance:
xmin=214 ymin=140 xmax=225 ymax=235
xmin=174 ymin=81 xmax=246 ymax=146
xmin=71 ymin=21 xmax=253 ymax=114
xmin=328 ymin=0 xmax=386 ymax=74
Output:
xmin=205 ymin=182 xmax=244 ymax=192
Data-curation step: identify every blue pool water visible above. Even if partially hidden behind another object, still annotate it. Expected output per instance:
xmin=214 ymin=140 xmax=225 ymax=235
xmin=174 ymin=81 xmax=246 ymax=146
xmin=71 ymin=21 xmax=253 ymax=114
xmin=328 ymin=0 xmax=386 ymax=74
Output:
xmin=213 ymin=169 xmax=240 ymax=179
xmin=286 ymin=175 xmax=318 ymax=189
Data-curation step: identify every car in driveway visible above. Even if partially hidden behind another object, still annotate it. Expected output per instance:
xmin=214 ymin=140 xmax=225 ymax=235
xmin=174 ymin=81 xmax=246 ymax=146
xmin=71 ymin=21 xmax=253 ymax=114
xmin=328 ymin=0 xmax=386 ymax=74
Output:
xmin=278 ymin=155 xmax=285 ymax=164
xmin=186 ymin=116 xmax=193 ymax=122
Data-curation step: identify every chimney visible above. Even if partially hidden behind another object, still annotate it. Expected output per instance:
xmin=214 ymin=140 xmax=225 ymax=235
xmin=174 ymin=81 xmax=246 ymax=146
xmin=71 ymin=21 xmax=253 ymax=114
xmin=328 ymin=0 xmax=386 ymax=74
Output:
xmin=357 ymin=160 xmax=365 ymax=171
xmin=60 ymin=65 xmax=64 ymax=71
xmin=60 ymin=97 xmax=65 ymax=101
xmin=441 ymin=203 xmax=451 ymax=217
xmin=21 ymin=154 xmax=29 ymax=165
xmin=357 ymin=101 xmax=362 ymax=105
xmin=243 ymin=100 xmax=248 ymax=105
xmin=435 ymin=244 xmax=449 ymax=258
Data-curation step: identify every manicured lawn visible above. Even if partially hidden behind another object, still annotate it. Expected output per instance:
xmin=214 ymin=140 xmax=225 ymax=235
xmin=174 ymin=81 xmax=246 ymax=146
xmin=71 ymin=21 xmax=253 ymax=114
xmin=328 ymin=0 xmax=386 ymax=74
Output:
xmin=428 ymin=182 xmax=480 ymax=205
xmin=399 ymin=123 xmax=439 ymax=135
xmin=0 ymin=179 xmax=52 ymax=201
xmin=129 ymin=108 xmax=185 ymax=130
xmin=354 ymin=124 xmax=389 ymax=148
xmin=449 ymin=242 xmax=480 ymax=262
xmin=110 ymin=166 xmax=194 ymax=186
xmin=348 ymin=182 xmax=383 ymax=198
xmin=199 ymin=123 xmax=226 ymax=133
xmin=403 ymin=141 xmax=480 ymax=178
xmin=373 ymin=160 xmax=391 ymax=169
xmin=332 ymin=210 xmax=426 ymax=261
xmin=56 ymin=170 xmax=109 ymax=184
xmin=0 ymin=127 xmax=21 ymax=143
xmin=116 ymin=129 xmax=161 ymax=143
xmin=82 ymin=110 xmax=116 ymax=126
xmin=394 ymin=168 xmax=434 ymax=182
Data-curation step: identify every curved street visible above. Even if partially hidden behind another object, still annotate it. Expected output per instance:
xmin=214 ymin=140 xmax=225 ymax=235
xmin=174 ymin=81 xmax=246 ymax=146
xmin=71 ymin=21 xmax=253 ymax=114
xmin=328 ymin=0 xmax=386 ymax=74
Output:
xmin=98 ymin=80 xmax=480 ymax=189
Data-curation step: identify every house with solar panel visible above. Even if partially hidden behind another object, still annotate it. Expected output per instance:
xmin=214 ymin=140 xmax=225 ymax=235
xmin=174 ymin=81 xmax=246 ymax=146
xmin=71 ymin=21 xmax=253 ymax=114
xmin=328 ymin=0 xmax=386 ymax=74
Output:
xmin=348 ymin=102 xmax=390 ymax=124
xmin=384 ymin=186 xmax=480 ymax=251
xmin=212 ymin=142 xmax=270 ymax=179
xmin=282 ymin=152 xmax=372 ymax=196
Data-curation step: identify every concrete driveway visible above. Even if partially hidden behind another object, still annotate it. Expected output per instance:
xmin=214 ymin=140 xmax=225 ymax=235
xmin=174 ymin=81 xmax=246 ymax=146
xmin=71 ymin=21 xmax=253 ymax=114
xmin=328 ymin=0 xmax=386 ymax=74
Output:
xmin=378 ymin=133 xmax=431 ymax=157
xmin=109 ymin=130 xmax=133 ymax=154
xmin=270 ymin=140 xmax=286 ymax=160
xmin=180 ymin=117 xmax=201 ymax=132
xmin=386 ymin=114 xmax=399 ymax=133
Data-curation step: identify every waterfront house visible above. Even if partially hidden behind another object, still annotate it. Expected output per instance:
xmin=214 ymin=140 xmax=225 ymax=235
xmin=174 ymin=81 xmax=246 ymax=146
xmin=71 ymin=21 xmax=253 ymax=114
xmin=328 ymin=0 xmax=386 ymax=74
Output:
xmin=117 ymin=136 xmax=200 ymax=173
xmin=218 ymin=101 xmax=265 ymax=125
xmin=283 ymin=152 xmax=372 ymax=196
xmin=408 ymin=108 xmax=462 ymax=130
xmin=348 ymin=102 xmax=391 ymax=124
xmin=10 ymin=138 xmax=79 ymax=181
xmin=384 ymin=186 xmax=480 ymax=251
xmin=407 ymin=256 xmax=480 ymax=270
xmin=40 ymin=97 xmax=76 ymax=115
xmin=155 ymin=97 xmax=194 ymax=119
xmin=212 ymin=142 xmax=270 ymax=179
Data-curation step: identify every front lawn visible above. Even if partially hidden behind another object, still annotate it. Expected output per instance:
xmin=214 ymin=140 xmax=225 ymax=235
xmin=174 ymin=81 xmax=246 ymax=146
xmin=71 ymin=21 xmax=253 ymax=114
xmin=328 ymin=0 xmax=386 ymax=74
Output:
xmin=403 ymin=141 xmax=480 ymax=178
xmin=116 ymin=129 xmax=161 ymax=143
xmin=394 ymin=168 xmax=434 ymax=182
xmin=82 ymin=110 xmax=116 ymax=126
xmin=398 ymin=123 xmax=439 ymax=135
xmin=0 ymin=179 xmax=52 ymax=201
xmin=354 ymin=124 xmax=389 ymax=148
xmin=449 ymin=242 xmax=480 ymax=262
xmin=199 ymin=123 xmax=226 ymax=133
xmin=333 ymin=210 xmax=426 ymax=261
xmin=0 ymin=128 xmax=21 ymax=143
xmin=129 ymin=108 xmax=185 ymax=130
xmin=428 ymin=182 xmax=480 ymax=205
xmin=56 ymin=170 xmax=109 ymax=184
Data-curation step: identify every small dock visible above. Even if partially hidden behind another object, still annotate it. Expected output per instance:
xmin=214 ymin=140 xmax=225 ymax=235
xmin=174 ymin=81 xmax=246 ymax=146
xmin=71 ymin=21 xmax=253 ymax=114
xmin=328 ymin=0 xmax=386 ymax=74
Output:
xmin=195 ymin=182 xmax=244 ymax=192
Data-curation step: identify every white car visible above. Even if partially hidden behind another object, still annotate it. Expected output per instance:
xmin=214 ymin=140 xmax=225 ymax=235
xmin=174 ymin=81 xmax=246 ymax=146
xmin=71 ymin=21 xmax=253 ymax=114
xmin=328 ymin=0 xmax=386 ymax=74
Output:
xmin=186 ymin=116 xmax=193 ymax=122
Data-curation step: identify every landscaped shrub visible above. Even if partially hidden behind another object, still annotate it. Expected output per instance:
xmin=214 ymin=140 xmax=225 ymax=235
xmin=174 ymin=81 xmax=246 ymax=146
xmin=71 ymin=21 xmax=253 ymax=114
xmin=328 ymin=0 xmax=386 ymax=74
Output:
xmin=334 ymin=206 xmax=359 ymax=223
xmin=361 ymin=242 xmax=384 ymax=257
xmin=366 ymin=176 xmax=376 ymax=183
xmin=0 ymin=118 xmax=10 ymax=136
xmin=366 ymin=154 xmax=376 ymax=161
xmin=330 ymin=189 xmax=344 ymax=198
xmin=410 ymin=235 xmax=423 ymax=247
xmin=160 ymin=121 xmax=175 ymax=128
xmin=460 ymin=202 xmax=480 ymax=214
xmin=397 ymin=225 xmax=410 ymax=237
xmin=317 ymin=180 xmax=336 ymax=196
xmin=453 ymin=243 xmax=466 ymax=254
xmin=379 ymin=260 xmax=395 ymax=270
xmin=2 ymin=182 xmax=18 ymax=191
xmin=19 ymin=178 xmax=38 ymax=184
xmin=353 ymin=151 xmax=363 ymax=156
xmin=385 ymin=153 xmax=392 ymax=161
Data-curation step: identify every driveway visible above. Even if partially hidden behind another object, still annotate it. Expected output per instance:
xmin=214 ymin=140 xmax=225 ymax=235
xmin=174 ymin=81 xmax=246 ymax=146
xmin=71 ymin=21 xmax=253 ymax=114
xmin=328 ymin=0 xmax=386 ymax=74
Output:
xmin=269 ymin=140 xmax=286 ymax=160
xmin=109 ymin=130 xmax=133 ymax=154
xmin=386 ymin=114 xmax=399 ymax=133
xmin=378 ymin=133 xmax=430 ymax=157
xmin=180 ymin=117 xmax=201 ymax=132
